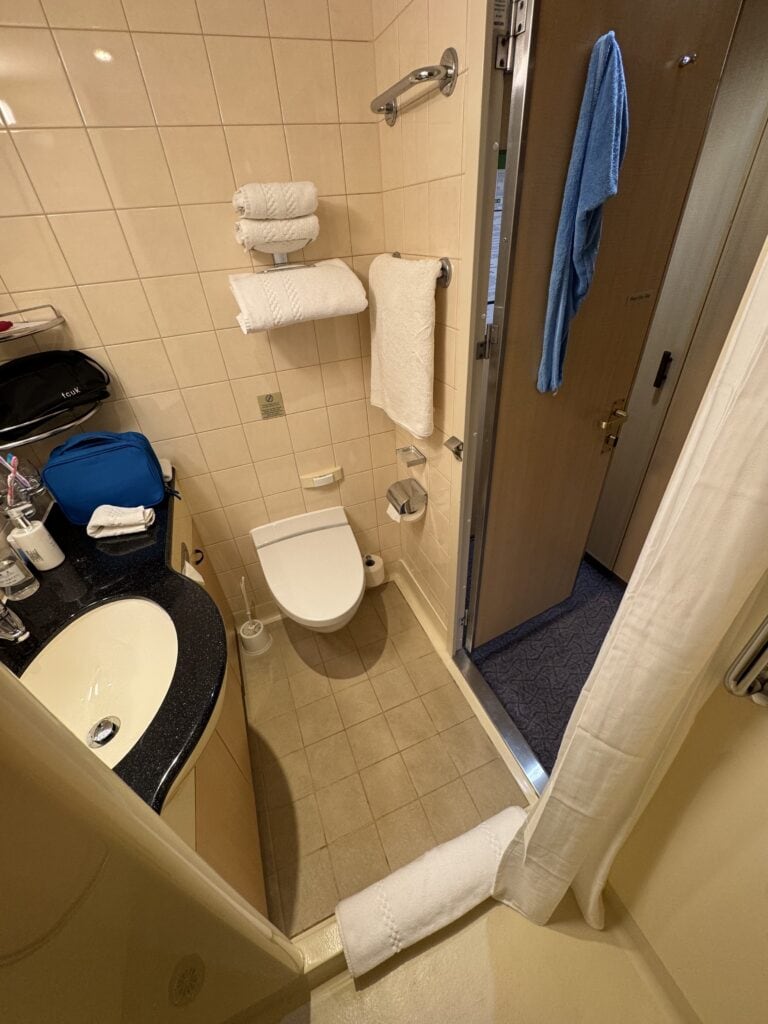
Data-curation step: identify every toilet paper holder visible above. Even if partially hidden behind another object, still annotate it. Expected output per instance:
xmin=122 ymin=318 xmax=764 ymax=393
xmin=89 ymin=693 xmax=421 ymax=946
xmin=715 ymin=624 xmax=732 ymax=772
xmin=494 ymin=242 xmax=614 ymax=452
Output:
xmin=387 ymin=478 xmax=428 ymax=516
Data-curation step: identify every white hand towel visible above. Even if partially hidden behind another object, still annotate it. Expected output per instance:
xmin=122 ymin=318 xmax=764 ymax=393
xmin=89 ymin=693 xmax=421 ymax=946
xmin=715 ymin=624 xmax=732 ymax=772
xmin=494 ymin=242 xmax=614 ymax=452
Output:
xmin=86 ymin=504 xmax=155 ymax=538
xmin=336 ymin=805 xmax=527 ymax=977
xmin=369 ymin=253 xmax=442 ymax=438
xmin=233 ymin=181 xmax=318 ymax=220
xmin=229 ymin=259 xmax=368 ymax=333
xmin=235 ymin=215 xmax=319 ymax=255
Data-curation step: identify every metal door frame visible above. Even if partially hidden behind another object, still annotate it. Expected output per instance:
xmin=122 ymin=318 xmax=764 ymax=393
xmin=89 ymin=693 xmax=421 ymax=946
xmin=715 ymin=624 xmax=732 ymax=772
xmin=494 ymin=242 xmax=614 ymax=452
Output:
xmin=455 ymin=0 xmax=537 ymax=656
xmin=450 ymin=0 xmax=549 ymax=794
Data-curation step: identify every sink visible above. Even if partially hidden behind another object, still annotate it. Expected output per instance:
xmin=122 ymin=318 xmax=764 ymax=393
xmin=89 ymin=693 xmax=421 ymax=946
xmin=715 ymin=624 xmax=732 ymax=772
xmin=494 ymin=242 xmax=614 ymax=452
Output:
xmin=20 ymin=598 xmax=178 ymax=768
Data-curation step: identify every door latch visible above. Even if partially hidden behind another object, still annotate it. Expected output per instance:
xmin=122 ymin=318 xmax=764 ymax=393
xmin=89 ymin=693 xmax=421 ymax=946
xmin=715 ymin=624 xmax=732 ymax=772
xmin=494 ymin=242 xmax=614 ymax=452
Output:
xmin=599 ymin=404 xmax=628 ymax=451
xmin=476 ymin=322 xmax=499 ymax=360
xmin=653 ymin=350 xmax=674 ymax=389
xmin=444 ymin=436 xmax=464 ymax=461
xmin=599 ymin=407 xmax=628 ymax=431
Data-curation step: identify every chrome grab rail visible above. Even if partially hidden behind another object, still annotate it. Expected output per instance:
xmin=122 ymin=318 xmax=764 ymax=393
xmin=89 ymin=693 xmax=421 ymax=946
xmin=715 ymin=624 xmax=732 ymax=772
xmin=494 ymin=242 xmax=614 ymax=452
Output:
xmin=371 ymin=47 xmax=459 ymax=126
xmin=724 ymin=614 xmax=768 ymax=706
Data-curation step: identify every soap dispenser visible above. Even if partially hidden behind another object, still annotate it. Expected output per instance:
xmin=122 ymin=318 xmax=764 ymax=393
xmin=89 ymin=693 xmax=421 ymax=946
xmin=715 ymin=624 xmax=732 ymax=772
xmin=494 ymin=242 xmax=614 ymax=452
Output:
xmin=0 ymin=535 xmax=39 ymax=599
xmin=5 ymin=502 xmax=65 ymax=571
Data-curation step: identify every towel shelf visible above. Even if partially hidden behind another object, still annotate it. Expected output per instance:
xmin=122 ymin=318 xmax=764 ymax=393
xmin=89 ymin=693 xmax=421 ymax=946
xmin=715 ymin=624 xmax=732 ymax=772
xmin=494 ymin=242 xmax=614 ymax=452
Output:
xmin=371 ymin=47 xmax=459 ymax=126
xmin=0 ymin=304 xmax=64 ymax=344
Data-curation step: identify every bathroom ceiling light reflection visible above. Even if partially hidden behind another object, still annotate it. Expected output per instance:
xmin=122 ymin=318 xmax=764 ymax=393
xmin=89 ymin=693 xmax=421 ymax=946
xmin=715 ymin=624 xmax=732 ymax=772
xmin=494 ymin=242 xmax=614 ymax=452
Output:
xmin=0 ymin=99 xmax=16 ymax=125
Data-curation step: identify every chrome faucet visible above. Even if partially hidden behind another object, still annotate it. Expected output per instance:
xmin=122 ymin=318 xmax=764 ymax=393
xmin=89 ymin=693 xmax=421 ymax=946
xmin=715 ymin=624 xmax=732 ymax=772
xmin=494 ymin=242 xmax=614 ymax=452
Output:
xmin=0 ymin=602 xmax=29 ymax=643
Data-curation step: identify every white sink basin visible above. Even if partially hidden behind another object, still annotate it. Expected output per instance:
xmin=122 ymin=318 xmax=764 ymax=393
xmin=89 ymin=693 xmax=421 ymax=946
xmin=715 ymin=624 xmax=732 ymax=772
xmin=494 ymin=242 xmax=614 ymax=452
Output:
xmin=20 ymin=598 xmax=178 ymax=768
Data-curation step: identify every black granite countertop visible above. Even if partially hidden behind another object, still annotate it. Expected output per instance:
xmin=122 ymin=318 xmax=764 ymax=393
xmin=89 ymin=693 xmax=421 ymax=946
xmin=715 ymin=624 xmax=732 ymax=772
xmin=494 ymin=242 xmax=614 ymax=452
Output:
xmin=0 ymin=494 xmax=226 ymax=812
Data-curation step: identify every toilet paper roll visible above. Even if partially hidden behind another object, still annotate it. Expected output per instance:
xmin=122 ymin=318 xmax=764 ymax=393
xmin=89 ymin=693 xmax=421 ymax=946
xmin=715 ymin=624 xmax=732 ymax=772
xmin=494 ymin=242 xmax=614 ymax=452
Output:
xmin=386 ymin=503 xmax=426 ymax=524
xmin=363 ymin=554 xmax=385 ymax=588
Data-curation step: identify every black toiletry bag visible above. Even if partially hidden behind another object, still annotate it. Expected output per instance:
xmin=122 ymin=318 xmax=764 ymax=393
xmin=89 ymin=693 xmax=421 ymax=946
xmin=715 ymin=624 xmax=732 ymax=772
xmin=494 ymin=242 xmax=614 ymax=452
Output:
xmin=0 ymin=350 xmax=111 ymax=443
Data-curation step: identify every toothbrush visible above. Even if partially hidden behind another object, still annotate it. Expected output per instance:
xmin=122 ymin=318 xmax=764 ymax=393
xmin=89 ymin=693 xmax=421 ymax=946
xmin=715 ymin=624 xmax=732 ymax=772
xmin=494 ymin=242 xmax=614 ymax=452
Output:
xmin=6 ymin=456 xmax=16 ymax=507
xmin=1 ymin=455 xmax=31 ymax=489
xmin=240 ymin=575 xmax=253 ymax=623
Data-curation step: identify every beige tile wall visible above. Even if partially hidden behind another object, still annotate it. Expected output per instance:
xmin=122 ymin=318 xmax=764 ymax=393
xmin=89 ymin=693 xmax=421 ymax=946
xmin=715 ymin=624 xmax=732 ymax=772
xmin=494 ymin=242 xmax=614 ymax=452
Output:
xmin=372 ymin=0 xmax=483 ymax=636
xmin=0 ymin=0 xmax=397 ymax=617
xmin=0 ymin=0 xmax=485 ymax=638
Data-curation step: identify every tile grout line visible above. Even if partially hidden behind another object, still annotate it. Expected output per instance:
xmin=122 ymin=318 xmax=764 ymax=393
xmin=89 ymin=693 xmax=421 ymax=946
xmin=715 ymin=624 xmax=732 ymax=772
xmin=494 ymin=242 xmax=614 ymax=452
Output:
xmin=247 ymin=583 xmax=518 ymax=932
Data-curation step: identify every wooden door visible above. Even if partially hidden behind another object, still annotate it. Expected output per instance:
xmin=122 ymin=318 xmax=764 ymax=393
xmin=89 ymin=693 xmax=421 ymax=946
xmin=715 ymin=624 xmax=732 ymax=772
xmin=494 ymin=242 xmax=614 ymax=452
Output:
xmin=474 ymin=0 xmax=743 ymax=646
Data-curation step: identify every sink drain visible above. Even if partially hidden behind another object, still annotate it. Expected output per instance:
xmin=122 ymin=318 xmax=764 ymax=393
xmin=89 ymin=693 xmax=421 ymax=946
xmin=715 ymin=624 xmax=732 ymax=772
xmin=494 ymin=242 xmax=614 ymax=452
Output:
xmin=87 ymin=715 xmax=121 ymax=748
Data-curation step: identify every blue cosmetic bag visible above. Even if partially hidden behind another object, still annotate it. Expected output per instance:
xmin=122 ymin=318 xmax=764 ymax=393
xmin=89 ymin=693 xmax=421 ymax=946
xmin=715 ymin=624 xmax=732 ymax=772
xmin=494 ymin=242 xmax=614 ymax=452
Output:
xmin=42 ymin=431 xmax=166 ymax=525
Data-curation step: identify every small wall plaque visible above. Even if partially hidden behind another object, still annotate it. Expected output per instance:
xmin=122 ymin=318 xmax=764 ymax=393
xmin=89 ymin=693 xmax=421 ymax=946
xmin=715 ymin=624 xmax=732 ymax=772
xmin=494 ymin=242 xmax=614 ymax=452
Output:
xmin=257 ymin=392 xmax=285 ymax=419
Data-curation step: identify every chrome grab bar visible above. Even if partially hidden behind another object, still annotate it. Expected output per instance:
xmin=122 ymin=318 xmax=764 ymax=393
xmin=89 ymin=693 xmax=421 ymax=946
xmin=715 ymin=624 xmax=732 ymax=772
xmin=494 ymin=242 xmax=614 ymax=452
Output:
xmin=371 ymin=47 xmax=459 ymax=126
xmin=724 ymin=614 xmax=768 ymax=706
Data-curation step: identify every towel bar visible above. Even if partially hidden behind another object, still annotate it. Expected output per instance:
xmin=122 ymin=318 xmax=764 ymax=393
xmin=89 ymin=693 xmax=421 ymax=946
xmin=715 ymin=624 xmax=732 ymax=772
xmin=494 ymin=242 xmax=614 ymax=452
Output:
xmin=371 ymin=47 xmax=459 ymax=126
xmin=257 ymin=252 xmax=316 ymax=275
xmin=392 ymin=252 xmax=452 ymax=288
xmin=0 ymin=402 xmax=101 ymax=451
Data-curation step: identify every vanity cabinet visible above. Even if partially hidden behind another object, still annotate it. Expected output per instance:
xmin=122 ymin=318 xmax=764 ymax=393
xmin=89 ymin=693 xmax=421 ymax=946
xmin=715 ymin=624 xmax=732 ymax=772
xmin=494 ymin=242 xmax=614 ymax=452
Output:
xmin=162 ymin=488 xmax=267 ymax=915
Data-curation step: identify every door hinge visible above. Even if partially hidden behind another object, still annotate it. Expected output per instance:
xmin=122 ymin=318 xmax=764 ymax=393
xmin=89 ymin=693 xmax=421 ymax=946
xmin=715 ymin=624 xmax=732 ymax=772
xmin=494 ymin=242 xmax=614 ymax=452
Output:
xmin=476 ymin=322 xmax=499 ymax=360
xmin=494 ymin=0 xmax=527 ymax=71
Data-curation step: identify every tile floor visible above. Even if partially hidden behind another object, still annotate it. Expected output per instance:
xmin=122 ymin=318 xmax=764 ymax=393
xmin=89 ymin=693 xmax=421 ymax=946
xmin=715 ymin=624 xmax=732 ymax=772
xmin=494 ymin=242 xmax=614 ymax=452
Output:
xmin=241 ymin=582 xmax=527 ymax=937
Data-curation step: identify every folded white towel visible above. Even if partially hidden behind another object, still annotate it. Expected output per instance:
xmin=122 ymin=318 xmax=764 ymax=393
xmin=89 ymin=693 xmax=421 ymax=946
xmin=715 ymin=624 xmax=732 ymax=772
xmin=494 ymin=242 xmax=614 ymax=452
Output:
xmin=86 ymin=504 xmax=155 ymax=538
xmin=235 ymin=215 xmax=319 ymax=255
xmin=229 ymin=259 xmax=368 ymax=333
xmin=233 ymin=181 xmax=318 ymax=220
xmin=369 ymin=253 xmax=442 ymax=438
xmin=336 ymin=805 xmax=527 ymax=977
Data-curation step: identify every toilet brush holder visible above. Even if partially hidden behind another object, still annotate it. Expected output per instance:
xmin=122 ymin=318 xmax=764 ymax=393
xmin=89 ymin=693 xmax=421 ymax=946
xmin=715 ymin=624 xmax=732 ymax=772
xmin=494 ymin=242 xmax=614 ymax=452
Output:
xmin=239 ymin=618 xmax=272 ymax=655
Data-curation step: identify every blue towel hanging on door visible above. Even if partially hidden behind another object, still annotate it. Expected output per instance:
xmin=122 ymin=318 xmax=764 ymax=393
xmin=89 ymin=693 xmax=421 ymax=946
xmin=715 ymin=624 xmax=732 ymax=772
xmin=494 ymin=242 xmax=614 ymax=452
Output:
xmin=537 ymin=31 xmax=628 ymax=394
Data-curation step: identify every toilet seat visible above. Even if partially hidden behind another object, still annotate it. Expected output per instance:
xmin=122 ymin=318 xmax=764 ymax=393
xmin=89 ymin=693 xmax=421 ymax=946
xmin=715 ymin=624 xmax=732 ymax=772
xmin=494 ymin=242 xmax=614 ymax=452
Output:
xmin=250 ymin=507 xmax=365 ymax=632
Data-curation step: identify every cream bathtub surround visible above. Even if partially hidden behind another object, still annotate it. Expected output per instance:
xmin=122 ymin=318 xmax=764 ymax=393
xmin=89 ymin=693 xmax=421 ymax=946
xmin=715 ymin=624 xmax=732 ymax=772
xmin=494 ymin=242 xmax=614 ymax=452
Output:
xmin=0 ymin=0 xmax=411 ymax=615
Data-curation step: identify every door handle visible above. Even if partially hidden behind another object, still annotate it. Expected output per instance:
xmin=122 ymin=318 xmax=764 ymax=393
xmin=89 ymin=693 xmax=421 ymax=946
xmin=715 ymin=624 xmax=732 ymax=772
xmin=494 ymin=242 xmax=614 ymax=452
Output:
xmin=653 ymin=350 xmax=674 ymax=389
xmin=599 ymin=408 xmax=628 ymax=431
xmin=725 ymin=615 xmax=768 ymax=707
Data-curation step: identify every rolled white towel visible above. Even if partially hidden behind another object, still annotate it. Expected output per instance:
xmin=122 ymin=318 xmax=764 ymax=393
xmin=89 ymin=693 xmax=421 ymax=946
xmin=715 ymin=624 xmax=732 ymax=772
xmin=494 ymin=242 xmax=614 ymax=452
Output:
xmin=233 ymin=181 xmax=318 ymax=220
xmin=234 ymin=215 xmax=319 ymax=255
xmin=86 ymin=504 xmax=155 ymax=538
xmin=335 ymin=805 xmax=526 ymax=977
xmin=229 ymin=258 xmax=368 ymax=333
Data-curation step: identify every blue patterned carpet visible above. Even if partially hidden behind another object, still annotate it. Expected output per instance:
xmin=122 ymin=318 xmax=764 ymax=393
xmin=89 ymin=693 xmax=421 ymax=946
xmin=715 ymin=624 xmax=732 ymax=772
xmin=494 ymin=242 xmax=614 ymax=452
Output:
xmin=471 ymin=560 xmax=625 ymax=773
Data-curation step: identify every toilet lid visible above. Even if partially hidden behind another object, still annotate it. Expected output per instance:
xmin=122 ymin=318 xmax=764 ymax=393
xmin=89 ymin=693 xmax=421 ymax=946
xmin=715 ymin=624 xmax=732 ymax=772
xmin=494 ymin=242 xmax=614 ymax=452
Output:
xmin=257 ymin=524 xmax=364 ymax=627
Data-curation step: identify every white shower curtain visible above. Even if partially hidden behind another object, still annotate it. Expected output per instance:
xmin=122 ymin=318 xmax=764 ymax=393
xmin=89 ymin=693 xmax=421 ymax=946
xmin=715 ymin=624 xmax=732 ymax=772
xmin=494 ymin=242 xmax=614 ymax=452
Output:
xmin=494 ymin=235 xmax=768 ymax=928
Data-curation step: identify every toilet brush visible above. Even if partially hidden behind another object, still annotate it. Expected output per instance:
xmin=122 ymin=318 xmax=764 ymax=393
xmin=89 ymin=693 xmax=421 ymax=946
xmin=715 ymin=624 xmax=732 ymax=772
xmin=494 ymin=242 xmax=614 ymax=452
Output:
xmin=238 ymin=575 xmax=272 ymax=654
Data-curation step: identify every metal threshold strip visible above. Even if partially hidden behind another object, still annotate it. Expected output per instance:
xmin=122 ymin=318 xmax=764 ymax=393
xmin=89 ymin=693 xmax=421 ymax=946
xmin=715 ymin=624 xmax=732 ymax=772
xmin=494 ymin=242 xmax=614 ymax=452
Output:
xmin=453 ymin=649 xmax=549 ymax=796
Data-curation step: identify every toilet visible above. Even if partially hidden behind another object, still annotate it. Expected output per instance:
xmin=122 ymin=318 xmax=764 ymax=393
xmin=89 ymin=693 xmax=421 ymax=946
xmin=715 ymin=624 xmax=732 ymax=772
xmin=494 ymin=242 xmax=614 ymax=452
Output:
xmin=250 ymin=507 xmax=365 ymax=633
